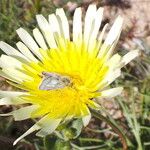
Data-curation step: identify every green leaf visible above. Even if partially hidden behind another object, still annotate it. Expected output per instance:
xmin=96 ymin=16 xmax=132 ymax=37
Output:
xmin=54 ymin=139 xmax=71 ymax=150
xmin=44 ymin=135 xmax=71 ymax=150
xmin=56 ymin=119 xmax=83 ymax=141
xmin=71 ymin=119 xmax=83 ymax=139
xmin=44 ymin=135 xmax=57 ymax=150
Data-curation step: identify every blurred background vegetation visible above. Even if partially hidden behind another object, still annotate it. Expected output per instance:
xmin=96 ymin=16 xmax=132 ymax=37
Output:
xmin=0 ymin=0 xmax=150 ymax=150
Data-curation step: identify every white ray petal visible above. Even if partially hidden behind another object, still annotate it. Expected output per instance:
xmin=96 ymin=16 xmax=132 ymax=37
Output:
xmin=104 ymin=16 xmax=123 ymax=45
xmin=16 ymin=41 xmax=38 ymax=62
xmin=84 ymin=5 xmax=96 ymax=44
xmin=98 ymin=16 xmax=123 ymax=58
xmin=106 ymin=53 xmax=121 ymax=71
xmin=80 ymin=105 xmax=91 ymax=127
xmin=49 ymin=14 xmax=61 ymax=35
xmin=0 ymin=54 xmax=22 ymax=68
xmin=0 ymin=105 xmax=39 ymax=120
xmin=98 ymin=23 xmax=108 ymax=42
xmin=56 ymin=8 xmax=70 ymax=39
xmin=2 ymin=68 xmax=32 ymax=81
xmin=33 ymin=28 xmax=48 ymax=50
xmin=16 ymin=28 xmax=43 ymax=60
xmin=103 ymin=34 xmax=120 ymax=59
xmin=96 ymin=23 xmax=109 ymax=56
xmin=73 ymin=7 xmax=82 ymax=43
xmin=89 ymin=7 xmax=103 ymax=42
xmin=120 ymin=50 xmax=139 ymax=68
xmin=36 ymin=118 xmax=61 ymax=137
xmin=100 ymin=87 xmax=123 ymax=98
xmin=0 ymin=97 xmax=27 ymax=105
xmin=106 ymin=69 xmax=121 ymax=85
xmin=0 ymin=69 xmax=22 ymax=83
xmin=0 ymin=41 xmax=26 ymax=59
xmin=82 ymin=111 xmax=91 ymax=127
xmin=0 ymin=91 xmax=27 ymax=98
xmin=98 ymin=36 xmax=119 ymax=59
xmin=36 ymin=15 xmax=57 ymax=48
xmin=13 ymin=114 xmax=60 ymax=145
xmin=13 ymin=123 xmax=41 ymax=145
xmin=95 ymin=69 xmax=121 ymax=91
xmin=88 ymin=7 xmax=103 ymax=53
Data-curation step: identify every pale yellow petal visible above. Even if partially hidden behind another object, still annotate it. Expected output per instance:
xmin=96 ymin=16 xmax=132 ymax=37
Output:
xmin=2 ymin=68 xmax=33 ymax=81
xmin=0 ymin=91 xmax=27 ymax=98
xmin=98 ymin=23 xmax=108 ymax=42
xmin=36 ymin=118 xmax=61 ymax=137
xmin=104 ymin=16 xmax=123 ymax=45
xmin=56 ymin=8 xmax=70 ymax=39
xmin=84 ymin=5 xmax=96 ymax=44
xmin=16 ymin=28 xmax=43 ymax=60
xmin=120 ymin=50 xmax=139 ymax=67
xmin=0 ymin=41 xmax=26 ymax=59
xmin=73 ymin=7 xmax=82 ymax=43
xmin=0 ymin=105 xmax=39 ymax=120
xmin=36 ymin=15 xmax=57 ymax=48
xmin=100 ymin=87 xmax=123 ymax=98
xmin=0 ymin=97 xmax=27 ymax=105
xmin=13 ymin=123 xmax=41 ymax=145
xmin=82 ymin=111 xmax=91 ymax=127
xmin=33 ymin=28 xmax=48 ymax=50
xmin=16 ymin=41 xmax=38 ymax=62
xmin=48 ymin=14 xmax=61 ymax=35
xmin=0 ymin=69 xmax=22 ymax=83
xmin=0 ymin=54 xmax=22 ymax=68
xmin=89 ymin=7 xmax=103 ymax=42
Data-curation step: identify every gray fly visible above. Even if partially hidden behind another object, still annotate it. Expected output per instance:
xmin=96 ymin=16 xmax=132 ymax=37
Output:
xmin=39 ymin=72 xmax=71 ymax=90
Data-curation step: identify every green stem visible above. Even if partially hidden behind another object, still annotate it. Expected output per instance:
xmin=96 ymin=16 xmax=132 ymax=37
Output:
xmin=79 ymin=137 xmax=104 ymax=143
xmin=34 ymin=0 xmax=41 ymax=13
xmin=131 ymin=92 xmax=143 ymax=150
xmin=91 ymin=109 xmax=128 ymax=150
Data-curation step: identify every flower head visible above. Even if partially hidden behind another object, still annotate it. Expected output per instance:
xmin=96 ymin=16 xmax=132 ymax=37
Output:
xmin=0 ymin=5 xmax=139 ymax=145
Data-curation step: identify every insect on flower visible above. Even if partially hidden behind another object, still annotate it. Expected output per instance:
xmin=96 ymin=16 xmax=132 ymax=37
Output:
xmin=39 ymin=72 xmax=72 ymax=90
xmin=0 ymin=4 xmax=139 ymax=145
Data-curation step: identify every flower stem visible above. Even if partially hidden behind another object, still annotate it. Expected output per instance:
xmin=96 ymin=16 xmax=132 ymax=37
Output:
xmin=91 ymin=109 xmax=128 ymax=150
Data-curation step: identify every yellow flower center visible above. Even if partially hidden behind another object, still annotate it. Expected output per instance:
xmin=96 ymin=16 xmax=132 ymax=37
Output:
xmin=20 ymin=40 xmax=107 ymax=119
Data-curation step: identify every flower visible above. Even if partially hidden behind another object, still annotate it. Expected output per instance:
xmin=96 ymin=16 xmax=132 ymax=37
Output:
xmin=0 ymin=5 xmax=139 ymax=145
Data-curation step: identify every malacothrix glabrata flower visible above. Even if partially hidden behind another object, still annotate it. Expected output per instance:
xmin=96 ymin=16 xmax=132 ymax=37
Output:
xmin=0 ymin=5 xmax=139 ymax=145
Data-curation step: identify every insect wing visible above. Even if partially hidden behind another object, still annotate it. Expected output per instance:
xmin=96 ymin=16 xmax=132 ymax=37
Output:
xmin=39 ymin=72 xmax=71 ymax=90
xmin=39 ymin=76 xmax=59 ymax=90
